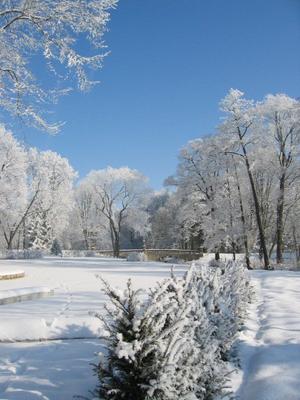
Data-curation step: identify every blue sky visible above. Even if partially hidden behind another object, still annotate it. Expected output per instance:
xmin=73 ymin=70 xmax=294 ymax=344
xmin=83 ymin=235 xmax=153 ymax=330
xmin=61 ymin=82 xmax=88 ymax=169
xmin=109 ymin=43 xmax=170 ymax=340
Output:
xmin=17 ymin=0 xmax=300 ymax=188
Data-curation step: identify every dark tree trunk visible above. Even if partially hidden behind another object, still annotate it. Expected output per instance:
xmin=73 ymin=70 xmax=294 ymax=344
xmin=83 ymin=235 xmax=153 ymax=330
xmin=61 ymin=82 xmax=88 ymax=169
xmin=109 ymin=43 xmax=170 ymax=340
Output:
xmin=7 ymin=236 xmax=13 ymax=250
xmin=292 ymin=225 xmax=300 ymax=268
xmin=233 ymin=162 xmax=252 ymax=269
xmin=240 ymin=141 xmax=270 ymax=270
xmin=114 ymin=236 xmax=120 ymax=258
xmin=232 ymin=242 xmax=236 ymax=261
xmin=276 ymin=172 xmax=285 ymax=264
xmin=110 ymin=222 xmax=120 ymax=258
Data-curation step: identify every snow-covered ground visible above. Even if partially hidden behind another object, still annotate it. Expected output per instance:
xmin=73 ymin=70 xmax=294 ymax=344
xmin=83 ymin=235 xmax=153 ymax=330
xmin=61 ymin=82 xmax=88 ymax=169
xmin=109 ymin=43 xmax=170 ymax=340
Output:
xmin=0 ymin=257 xmax=188 ymax=399
xmin=0 ymin=257 xmax=299 ymax=400
xmin=235 ymin=270 xmax=300 ymax=400
xmin=0 ymin=287 xmax=53 ymax=305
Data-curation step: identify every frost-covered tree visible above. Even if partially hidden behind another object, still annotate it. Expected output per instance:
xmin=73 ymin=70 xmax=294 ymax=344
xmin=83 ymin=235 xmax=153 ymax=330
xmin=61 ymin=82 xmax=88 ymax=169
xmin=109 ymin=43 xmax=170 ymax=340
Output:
xmin=168 ymin=135 xmax=229 ymax=259
xmin=0 ymin=134 xmax=77 ymax=250
xmin=220 ymin=89 xmax=271 ymax=269
xmin=71 ymin=181 xmax=109 ymax=250
xmin=84 ymin=167 xmax=149 ymax=257
xmin=230 ymin=157 xmax=253 ymax=268
xmin=148 ymin=193 xmax=183 ymax=249
xmin=257 ymin=94 xmax=300 ymax=263
xmin=0 ymin=126 xmax=27 ymax=248
xmin=27 ymin=211 xmax=51 ymax=250
xmin=25 ymin=149 xmax=77 ymax=246
xmin=284 ymin=184 xmax=300 ymax=267
xmin=0 ymin=0 xmax=117 ymax=132
xmin=162 ymin=90 xmax=300 ymax=267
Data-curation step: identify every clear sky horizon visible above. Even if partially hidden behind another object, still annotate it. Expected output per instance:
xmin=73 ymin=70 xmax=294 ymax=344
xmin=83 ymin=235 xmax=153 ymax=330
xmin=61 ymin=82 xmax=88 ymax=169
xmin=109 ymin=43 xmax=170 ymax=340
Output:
xmin=14 ymin=0 xmax=300 ymax=189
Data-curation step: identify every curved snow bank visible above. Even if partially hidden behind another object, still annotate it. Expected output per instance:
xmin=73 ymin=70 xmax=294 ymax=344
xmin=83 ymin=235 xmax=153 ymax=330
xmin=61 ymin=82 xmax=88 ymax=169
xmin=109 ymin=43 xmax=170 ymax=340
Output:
xmin=0 ymin=287 xmax=53 ymax=305
xmin=0 ymin=270 xmax=25 ymax=280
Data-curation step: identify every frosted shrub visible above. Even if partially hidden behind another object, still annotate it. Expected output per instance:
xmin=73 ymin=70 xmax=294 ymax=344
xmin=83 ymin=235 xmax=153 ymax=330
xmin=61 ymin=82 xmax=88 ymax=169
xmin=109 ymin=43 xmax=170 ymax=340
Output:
xmin=189 ymin=260 xmax=252 ymax=393
xmin=6 ymin=249 xmax=43 ymax=259
xmin=51 ymin=239 xmax=62 ymax=256
xmin=126 ymin=252 xmax=147 ymax=262
xmin=94 ymin=260 xmax=251 ymax=400
xmin=93 ymin=279 xmax=150 ymax=400
xmin=208 ymin=258 xmax=222 ymax=268
xmin=85 ymin=250 xmax=96 ymax=257
xmin=94 ymin=275 xmax=201 ymax=400
xmin=208 ymin=260 xmax=251 ymax=357
xmin=188 ymin=265 xmax=226 ymax=399
xmin=145 ymin=274 xmax=201 ymax=400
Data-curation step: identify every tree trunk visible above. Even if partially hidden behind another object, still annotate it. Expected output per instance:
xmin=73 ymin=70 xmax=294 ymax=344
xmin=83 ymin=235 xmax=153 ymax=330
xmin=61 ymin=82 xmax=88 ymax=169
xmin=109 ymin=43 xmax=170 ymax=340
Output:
xmin=83 ymin=229 xmax=89 ymax=250
xmin=234 ymin=161 xmax=252 ymax=269
xmin=232 ymin=242 xmax=236 ymax=261
xmin=7 ymin=236 xmax=13 ymax=250
xmin=114 ymin=237 xmax=120 ymax=258
xmin=292 ymin=225 xmax=300 ymax=268
xmin=109 ymin=221 xmax=120 ymax=258
xmin=240 ymin=142 xmax=271 ymax=270
xmin=276 ymin=172 xmax=285 ymax=264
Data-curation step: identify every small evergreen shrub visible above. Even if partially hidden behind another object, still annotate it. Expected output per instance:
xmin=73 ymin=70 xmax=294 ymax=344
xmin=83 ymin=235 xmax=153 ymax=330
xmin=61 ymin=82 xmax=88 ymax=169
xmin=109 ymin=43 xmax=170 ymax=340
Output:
xmin=93 ymin=261 xmax=252 ymax=400
xmin=51 ymin=239 xmax=62 ymax=256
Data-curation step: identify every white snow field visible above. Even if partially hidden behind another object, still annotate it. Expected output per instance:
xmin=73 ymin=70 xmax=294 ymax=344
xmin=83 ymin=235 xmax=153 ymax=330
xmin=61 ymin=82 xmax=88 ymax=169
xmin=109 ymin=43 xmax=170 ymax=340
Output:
xmin=0 ymin=257 xmax=188 ymax=400
xmin=0 ymin=257 xmax=299 ymax=400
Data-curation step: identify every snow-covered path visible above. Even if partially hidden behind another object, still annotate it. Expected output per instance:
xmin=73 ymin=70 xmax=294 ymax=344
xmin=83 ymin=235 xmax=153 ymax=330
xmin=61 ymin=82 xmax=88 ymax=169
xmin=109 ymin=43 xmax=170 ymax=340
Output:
xmin=238 ymin=270 xmax=300 ymax=400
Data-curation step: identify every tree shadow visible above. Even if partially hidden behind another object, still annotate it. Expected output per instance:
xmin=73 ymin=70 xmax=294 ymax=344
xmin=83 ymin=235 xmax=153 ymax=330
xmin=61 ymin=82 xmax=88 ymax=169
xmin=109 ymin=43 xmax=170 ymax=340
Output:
xmin=0 ymin=324 xmax=104 ymax=399
xmin=237 ymin=341 xmax=300 ymax=400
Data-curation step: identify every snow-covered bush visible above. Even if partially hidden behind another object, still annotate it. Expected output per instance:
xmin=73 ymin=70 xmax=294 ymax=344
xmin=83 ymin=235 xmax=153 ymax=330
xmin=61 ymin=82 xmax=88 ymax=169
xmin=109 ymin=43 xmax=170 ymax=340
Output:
xmin=186 ymin=264 xmax=226 ymax=399
xmin=126 ymin=252 xmax=147 ymax=262
xmin=61 ymin=249 xmax=98 ymax=257
xmin=93 ymin=279 xmax=149 ymax=400
xmin=93 ymin=275 xmax=200 ymax=400
xmin=203 ymin=260 xmax=252 ymax=358
xmin=144 ymin=273 xmax=201 ymax=399
xmin=51 ymin=239 xmax=62 ymax=256
xmin=208 ymin=258 xmax=223 ymax=268
xmin=6 ymin=249 xmax=44 ymax=259
xmin=94 ymin=260 xmax=251 ymax=400
xmin=85 ymin=250 xmax=96 ymax=257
